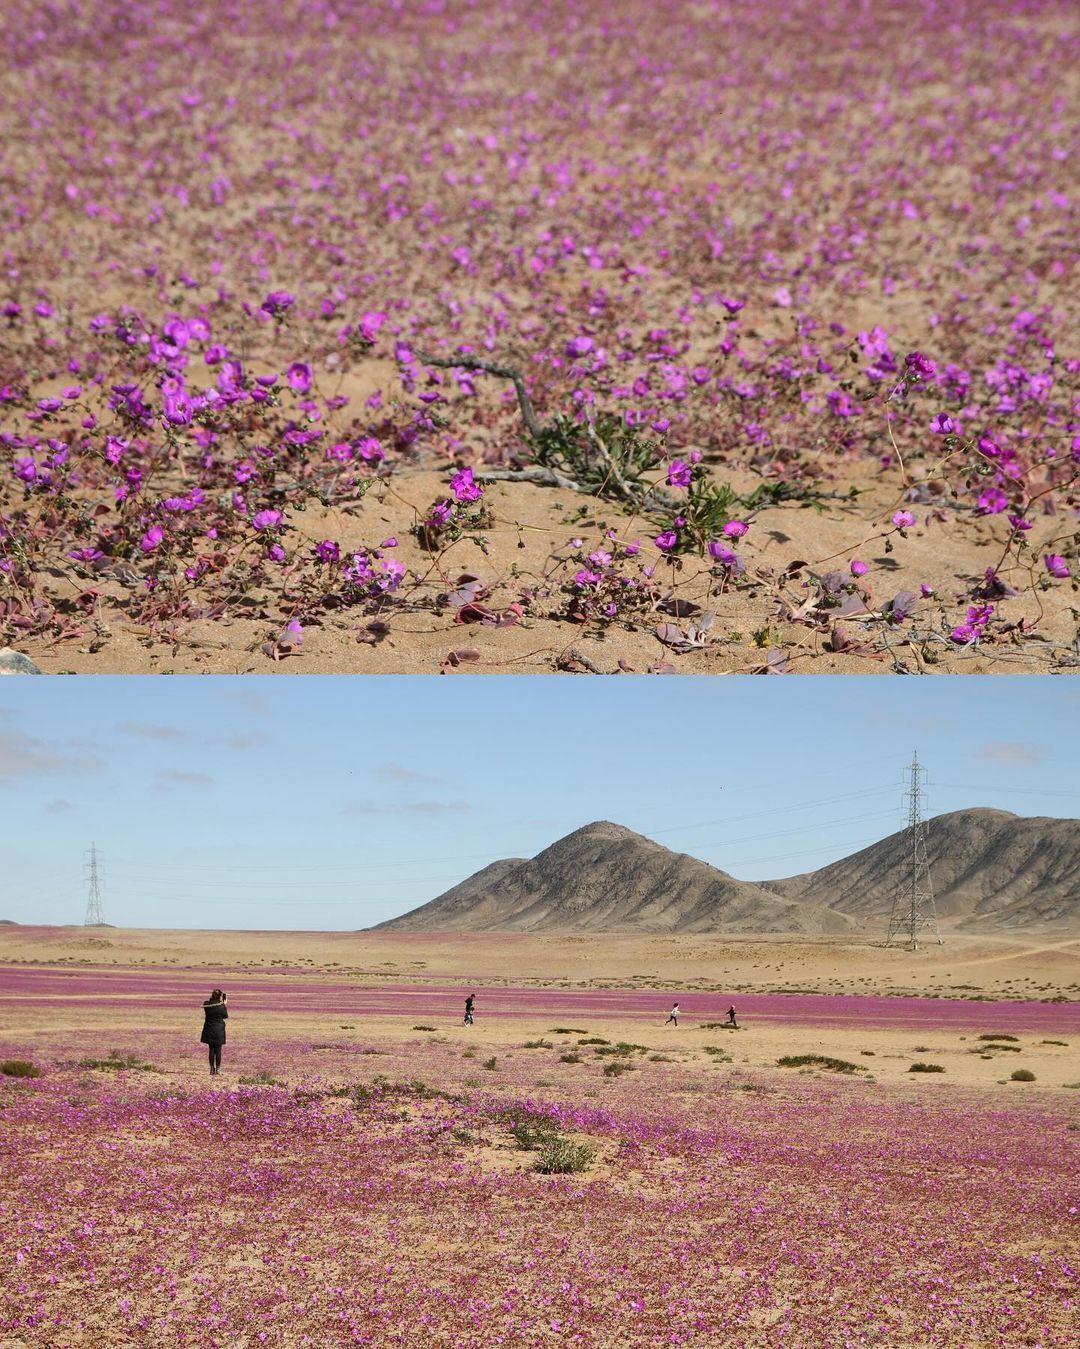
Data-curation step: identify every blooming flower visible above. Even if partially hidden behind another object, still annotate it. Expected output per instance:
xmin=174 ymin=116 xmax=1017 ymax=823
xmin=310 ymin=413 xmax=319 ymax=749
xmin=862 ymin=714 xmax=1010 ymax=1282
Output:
xmin=723 ymin=520 xmax=749 ymax=539
xmin=904 ymin=351 xmax=936 ymax=379
xmin=654 ymin=530 xmax=678 ymax=551
xmin=1044 ymin=554 xmax=1070 ymax=579
xmin=139 ymin=525 xmax=164 ymax=552
xmin=449 ymin=467 xmax=483 ymax=503
xmin=286 ymin=362 xmax=313 ymax=394
xmin=929 ymin=412 xmax=954 ymax=434
xmin=850 ymin=559 xmax=869 ymax=577
xmin=252 ymin=509 xmax=282 ymax=531
xmin=666 ymin=459 xmax=692 ymax=488
xmin=891 ymin=510 xmax=916 ymax=529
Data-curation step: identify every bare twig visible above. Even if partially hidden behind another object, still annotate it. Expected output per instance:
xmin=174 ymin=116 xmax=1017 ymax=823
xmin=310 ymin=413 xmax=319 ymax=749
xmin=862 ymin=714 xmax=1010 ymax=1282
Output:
xmin=415 ymin=350 xmax=543 ymax=440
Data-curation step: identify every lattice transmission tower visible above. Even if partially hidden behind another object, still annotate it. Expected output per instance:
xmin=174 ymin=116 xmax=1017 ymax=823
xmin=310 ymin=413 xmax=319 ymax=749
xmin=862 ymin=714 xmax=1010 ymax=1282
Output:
xmin=885 ymin=754 xmax=940 ymax=949
xmin=84 ymin=843 xmax=106 ymax=926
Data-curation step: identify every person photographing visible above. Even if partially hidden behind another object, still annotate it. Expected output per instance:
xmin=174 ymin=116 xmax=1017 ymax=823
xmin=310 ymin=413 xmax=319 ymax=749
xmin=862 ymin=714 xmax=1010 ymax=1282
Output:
xmin=201 ymin=988 xmax=228 ymax=1076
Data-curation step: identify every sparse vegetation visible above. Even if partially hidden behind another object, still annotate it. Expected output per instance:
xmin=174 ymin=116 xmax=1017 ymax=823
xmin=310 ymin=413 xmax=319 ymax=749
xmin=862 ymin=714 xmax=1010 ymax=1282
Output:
xmin=909 ymin=1063 xmax=945 ymax=1073
xmin=978 ymin=1033 xmax=1019 ymax=1042
xmin=777 ymin=1055 xmax=866 ymax=1074
xmin=534 ymin=1137 xmax=598 ymax=1175
xmin=239 ymin=1070 xmax=285 ymax=1086
xmin=522 ymin=1039 xmax=553 ymax=1049
xmin=78 ymin=1052 xmax=162 ymax=1074
xmin=550 ymin=1028 xmax=587 ymax=1035
xmin=1 ymin=1060 xmax=43 ymax=1079
xmin=1010 ymin=1069 xmax=1036 ymax=1082
xmin=412 ymin=1025 xmax=437 ymax=1032
xmin=483 ymin=1057 xmax=498 ymax=1071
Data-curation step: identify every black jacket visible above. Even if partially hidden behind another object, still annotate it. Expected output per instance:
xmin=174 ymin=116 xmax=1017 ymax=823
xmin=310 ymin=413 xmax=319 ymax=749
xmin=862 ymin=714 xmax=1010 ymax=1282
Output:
xmin=200 ymin=1000 xmax=228 ymax=1045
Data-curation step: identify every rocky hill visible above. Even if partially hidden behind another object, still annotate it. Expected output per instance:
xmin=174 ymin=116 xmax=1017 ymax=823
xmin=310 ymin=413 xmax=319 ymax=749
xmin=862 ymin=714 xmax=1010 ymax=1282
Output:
xmin=372 ymin=810 xmax=1080 ymax=934
xmin=374 ymin=821 xmax=853 ymax=934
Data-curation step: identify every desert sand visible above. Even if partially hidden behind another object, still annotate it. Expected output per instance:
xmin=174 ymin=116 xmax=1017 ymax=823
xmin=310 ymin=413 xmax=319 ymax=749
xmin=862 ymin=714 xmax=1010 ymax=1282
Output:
xmin=3 ymin=925 xmax=1077 ymax=1091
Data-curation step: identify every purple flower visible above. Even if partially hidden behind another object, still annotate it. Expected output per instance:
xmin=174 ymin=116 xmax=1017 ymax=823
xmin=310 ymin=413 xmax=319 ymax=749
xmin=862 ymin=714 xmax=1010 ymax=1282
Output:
xmin=666 ymin=459 xmax=692 ymax=489
xmin=1008 ymin=514 xmax=1032 ymax=532
xmin=976 ymin=488 xmax=1008 ymax=514
xmin=904 ymin=351 xmax=936 ymax=379
xmin=707 ymin=540 xmax=737 ymax=566
xmin=1044 ymin=554 xmax=1070 ymax=579
xmin=314 ymin=540 xmax=340 ymax=563
xmin=251 ymin=509 xmax=282 ymax=531
xmin=139 ymin=525 xmax=164 ymax=552
xmin=450 ymin=467 xmax=483 ymax=503
xmin=891 ymin=510 xmax=916 ymax=529
xmin=261 ymin=290 xmax=295 ymax=315
xmin=13 ymin=457 xmax=37 ymax=481
xmin=723 ymin=520 xmax=749 ymax=539
xmin=654 ymin=530 xmax=678 ymax=551
xmin=850 ymin=559 xmax=869 ymax=577
xmin=204 ymin=344 xmax=228 ymax=365
xmin=929 ymin=412 xmax=955 ymax=434
xmin=565 ymin=336 xmax=594 ymax=358
xmin=266 ymin=543 xmax=286 ymax=563
xmin=287 ymin=362 xmax=312 ymax=394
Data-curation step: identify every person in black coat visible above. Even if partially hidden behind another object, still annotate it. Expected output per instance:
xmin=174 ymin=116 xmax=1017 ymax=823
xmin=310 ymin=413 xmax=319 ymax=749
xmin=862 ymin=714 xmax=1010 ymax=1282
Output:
xmin=200 ymin=988 xmax=228 ymax=1075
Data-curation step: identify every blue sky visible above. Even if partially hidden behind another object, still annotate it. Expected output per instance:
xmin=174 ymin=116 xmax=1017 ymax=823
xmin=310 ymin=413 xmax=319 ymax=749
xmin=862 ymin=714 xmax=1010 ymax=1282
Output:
xmin=1 ymin=676 xmax=1077 ymax=930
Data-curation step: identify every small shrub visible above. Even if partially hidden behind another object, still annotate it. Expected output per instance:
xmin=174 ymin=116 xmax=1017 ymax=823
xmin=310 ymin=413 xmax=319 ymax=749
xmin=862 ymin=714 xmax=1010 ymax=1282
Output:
xmin=703 ymin=1046 xmax=732 ymax=1061
xmin=551 ymin=1028 xmax=587 ymax=1035
xmin=978 ymin=1033 xmax=1018 ymax=1042
xmin=602 ymin=1061 xmax=633 ymax=1077
xmin=1010 ymin=1069 xmax=1036 ymax=1082
xmin=1040 ymin=1040 xmax=1068 ymax=1046
xmin=559 ymin=1053 xmax=583 ymax=1064
xmin=483 ymin=1056 xmax=498 ymax=1071
xmin=522 ymin=1039 xmax=553 ymax=1049
xmin=594 ymin=1042 xmax=647 ymax=1057
xmin=511 ymin=1117 xmax=562 ymax=1151
xmin=860 ymin=1050 xmax=876 ymax=1056
xmin=239 ymin=1070 xmax=284 ymax=1086
xmin=649 ymin=1053 xmax=674 ymax=1063
xmin=534 ymin=1137 xmax=597 ymax=1174
xmin=776 ymin=1055 xmax=865 ymax=1074
xmin=412 ymin=1025 xmax=436 ymax=1032
xmin=578 ymin=1037 xmax=610 ymax=1046
xmin=1 ymin=1060 xmax=43 ymax=1078
xmin=909 ymin=1062 xmax=945 ymax=1073
xmin=79 ymin=1051 xmax=161 ymax=1073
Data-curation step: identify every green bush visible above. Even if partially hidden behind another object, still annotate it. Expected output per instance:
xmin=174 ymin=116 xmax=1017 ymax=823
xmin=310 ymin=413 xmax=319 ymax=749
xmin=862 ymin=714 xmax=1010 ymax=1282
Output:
xmin=79 ymin=1051 xmax=161 ymax=1073
xmin=1010 ymin=1069 xmax=1036 ymax=1082
xmin=703 ymin=1046 xmax=732 ymax=1061
xmin=578 ymin=1037 xmax=610 ymax=1046
xmin=776 ymin=1054 xmax=865 ymax=1074
xmin=534 ymin=1137 xmax=597 ymax=1174
xmin=238 ymin=1070 xmax=284 ymax=1086
xmin=412 ymin=1025 xmax=436 ymax=1032
xmin=602 ymin=1061 xmax=633 ymax=1077
xmin=0 ymin=1059 xmax=43 ymax=1078
xmin=978 ymin=1033 xmax=1018 ymax=1042
xmin=522 ymin=1039 xmax=553 ymax=1049
xmin=559 ymin=1052 xmax=583 ymax=1064
xmin=909 ymin=1062 xmax=945 ymax=1073
xmin=511 ymin=1117 xmax=562 ymax=1151
xmin=550 ymin=1028 xmax=587 ymax=1035
xmin=483 ymin=1056 xmax=498 ymax=1071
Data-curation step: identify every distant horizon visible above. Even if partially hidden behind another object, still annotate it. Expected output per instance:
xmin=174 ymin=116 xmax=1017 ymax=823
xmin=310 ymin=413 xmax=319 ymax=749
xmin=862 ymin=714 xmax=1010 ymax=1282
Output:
xmin=1 ymin=677 xmax=1077 ymax=930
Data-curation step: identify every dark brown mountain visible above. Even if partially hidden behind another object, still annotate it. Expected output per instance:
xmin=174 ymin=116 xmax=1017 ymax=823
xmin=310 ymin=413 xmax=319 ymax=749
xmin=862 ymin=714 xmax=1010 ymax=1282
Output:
xmin=762 ymin=807 xmax=1080 ymax=930
xmin=372 ymin=810 xmax=1080 ymax=934
xmin=373 ymin=821 xmax=854 ymax=934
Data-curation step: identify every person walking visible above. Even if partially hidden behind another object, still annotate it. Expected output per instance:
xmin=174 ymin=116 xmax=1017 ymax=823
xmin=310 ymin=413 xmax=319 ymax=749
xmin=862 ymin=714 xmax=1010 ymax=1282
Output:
xmin=665 ymin=1001 xmax=680 ymax=1026
xmin=200 ymin=988 xmax=228 ymax=1076
xmin=726 ymin=1004 xmax=738 ymax=1028
xmin=464 ymin=993 xmax=475 ymax=1025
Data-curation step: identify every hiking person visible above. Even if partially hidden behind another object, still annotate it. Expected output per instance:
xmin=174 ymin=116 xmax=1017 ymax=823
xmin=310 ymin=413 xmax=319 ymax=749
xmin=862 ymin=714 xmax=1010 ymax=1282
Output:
xmin=665 ymin=1002 xmax=680 ymax=1026
xmin=200 ymin=988 xmax=228 ymax=1076
xmin=464 ymin=993 xmax=475 ymax=1025
xmin=727 ymin=1004 xmax=738 ymax=1028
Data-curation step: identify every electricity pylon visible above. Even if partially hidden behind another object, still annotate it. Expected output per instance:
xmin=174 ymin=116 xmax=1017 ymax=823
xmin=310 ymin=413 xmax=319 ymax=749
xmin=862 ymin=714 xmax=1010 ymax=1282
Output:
xmin=885 ymin=754 xmax=940 ymax=949
xmin=84 ymin=844 xmax=105 ymax=926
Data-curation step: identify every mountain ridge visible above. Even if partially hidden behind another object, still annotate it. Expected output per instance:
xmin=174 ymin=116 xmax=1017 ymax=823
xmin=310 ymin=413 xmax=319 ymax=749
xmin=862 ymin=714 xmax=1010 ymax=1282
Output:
xmin=371 ymin=810 xmax=1080 ymax=934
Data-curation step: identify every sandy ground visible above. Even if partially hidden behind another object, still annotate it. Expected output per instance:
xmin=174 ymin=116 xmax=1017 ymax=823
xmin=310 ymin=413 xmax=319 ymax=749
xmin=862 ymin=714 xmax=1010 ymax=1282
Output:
xmin=3 ymin=925 xmax=1077 ymax=1093
xmin=14 ymin=464 xmax=1080 ymax=676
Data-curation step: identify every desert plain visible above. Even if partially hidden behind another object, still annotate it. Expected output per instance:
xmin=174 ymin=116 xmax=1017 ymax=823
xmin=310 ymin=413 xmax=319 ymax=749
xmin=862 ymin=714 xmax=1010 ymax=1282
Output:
xmin=2 ymin=922 xmax=1078 ymax=1345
